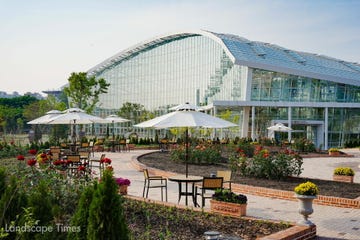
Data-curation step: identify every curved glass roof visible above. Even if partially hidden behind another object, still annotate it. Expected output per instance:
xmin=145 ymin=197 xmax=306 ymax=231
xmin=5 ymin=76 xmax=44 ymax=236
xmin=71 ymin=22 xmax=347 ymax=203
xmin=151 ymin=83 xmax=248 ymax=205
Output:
xmin=88 ymin=30 xmax=360 ymax=86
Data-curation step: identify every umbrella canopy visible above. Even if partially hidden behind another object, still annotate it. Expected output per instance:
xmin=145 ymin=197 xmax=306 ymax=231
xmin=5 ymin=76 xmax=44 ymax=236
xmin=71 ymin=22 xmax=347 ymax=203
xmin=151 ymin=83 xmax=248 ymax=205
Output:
xmin=27 ymin=110 xmax=63 ymax=124
xmin=135 ymin=103 xmax=236 ymax=129
xmin=267 ymin=123 xmax=292 ymax=132
xmin=134 ymin=103 xmax=237 ymax=176
xmin=47 ymin=108 xmax=110 ymax=125
xmin=105 ymin=114 xmax=130 ymax=141
xmin=105 ymin=114 xmax=130 ymax=124
xmin=46 ymin=108 xmax=110 ymax=144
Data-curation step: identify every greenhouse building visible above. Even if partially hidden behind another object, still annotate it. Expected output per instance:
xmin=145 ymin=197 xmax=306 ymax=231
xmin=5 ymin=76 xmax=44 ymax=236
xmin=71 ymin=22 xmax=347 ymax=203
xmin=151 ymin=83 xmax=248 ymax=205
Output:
xmin=87 ymin=30 xmax=360 ymax=149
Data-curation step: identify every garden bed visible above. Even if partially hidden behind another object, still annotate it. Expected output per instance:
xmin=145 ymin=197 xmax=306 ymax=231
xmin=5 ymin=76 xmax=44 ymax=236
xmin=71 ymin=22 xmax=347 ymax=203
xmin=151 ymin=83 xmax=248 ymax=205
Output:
xmin=123 ymin=197 xmax=291 ymax=240
xmin=138 ymin=151 xmax=360 ymax=199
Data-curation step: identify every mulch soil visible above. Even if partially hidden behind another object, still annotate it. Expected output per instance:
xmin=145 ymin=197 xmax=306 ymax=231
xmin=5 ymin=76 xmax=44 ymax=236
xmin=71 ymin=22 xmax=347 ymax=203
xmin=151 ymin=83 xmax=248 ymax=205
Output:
xmin=138 ymin=151 xmax=360 ymax=199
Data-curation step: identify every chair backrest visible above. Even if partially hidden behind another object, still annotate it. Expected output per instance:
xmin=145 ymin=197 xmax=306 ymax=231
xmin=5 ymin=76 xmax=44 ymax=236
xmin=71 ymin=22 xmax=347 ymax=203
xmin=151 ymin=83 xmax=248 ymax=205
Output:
xmin=79 ymin=151 xmax=89 ymax=159
xmin=81 ymin=142 xmax=89 ymax=148
xmin=50 ymin=146 xmax=61 ymax=154
xmin=202 ymin=177 xmax=223 ymax=190
xmin=66 ymin=155 xmax=81 ymax=163
xmin=143 ymin=169 xmax=150 ymax=179
xmin=217 ymin=170 xmax=232 ymax=182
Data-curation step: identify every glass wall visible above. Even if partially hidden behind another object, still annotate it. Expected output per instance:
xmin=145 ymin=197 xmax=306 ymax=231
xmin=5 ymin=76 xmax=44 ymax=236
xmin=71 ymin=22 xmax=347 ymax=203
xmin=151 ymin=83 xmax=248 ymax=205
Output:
xmin=93 ymin=35 xmax=244 ymax=113
xmin=251 ymin=69 xmax=360 ymax=103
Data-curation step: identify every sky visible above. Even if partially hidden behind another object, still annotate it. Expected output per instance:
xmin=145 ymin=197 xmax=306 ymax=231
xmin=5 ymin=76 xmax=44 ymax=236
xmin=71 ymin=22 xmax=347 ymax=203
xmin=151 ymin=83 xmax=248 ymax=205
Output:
xmin=1 ymin=0 xmax=359 ymax=95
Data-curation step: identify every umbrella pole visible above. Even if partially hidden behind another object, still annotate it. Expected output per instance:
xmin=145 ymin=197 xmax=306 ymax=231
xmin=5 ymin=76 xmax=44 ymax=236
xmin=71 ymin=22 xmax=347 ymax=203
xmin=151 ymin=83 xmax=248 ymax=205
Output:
xmin=185 ymin=127 xmax=189 ymax=177
xmin=112 ymin=121 xmax=115 ymax=152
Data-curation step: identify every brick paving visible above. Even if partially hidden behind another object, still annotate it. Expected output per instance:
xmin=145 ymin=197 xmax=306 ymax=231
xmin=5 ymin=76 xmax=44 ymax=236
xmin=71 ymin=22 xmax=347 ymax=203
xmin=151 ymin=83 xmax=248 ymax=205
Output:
xmin=103 ymin=149 xmax=360 ymax=240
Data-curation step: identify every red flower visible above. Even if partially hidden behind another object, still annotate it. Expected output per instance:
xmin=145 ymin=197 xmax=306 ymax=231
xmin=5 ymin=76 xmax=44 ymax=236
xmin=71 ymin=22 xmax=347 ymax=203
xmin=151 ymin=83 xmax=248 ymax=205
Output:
xmin=101 ymin=158 xmax=112 ymax=164
xmin=66 ymin=160 xmax=73 ymax=165
xmin=77 ymin=166 xmax=86 ymax=171
xmin=27 ymin=159 xmax=37 ymax=166
xmin=53 ymin=160 xmax=64 ymax=166
xmin=40 ymin=153 xmax=47 ymax=158
xmin=28 ymin=149 xmax=37 ymax=155
xmin=106 ymin=165 xmax=113 ymax=172
xmin=17 ymin=155 xmax=25 ymax=161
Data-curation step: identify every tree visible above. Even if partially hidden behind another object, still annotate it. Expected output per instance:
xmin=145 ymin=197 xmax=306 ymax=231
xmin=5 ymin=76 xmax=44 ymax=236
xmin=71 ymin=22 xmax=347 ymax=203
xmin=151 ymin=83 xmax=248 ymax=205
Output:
xmin=63 ymin=72 xmax=110 ymax=113
xmin=68 ymin=183 xmax=97 ymax=240
xmin=118 ymin=102 xmax=154 ymax=124
xmin=87 ymin=170 xmax=129 ymax=240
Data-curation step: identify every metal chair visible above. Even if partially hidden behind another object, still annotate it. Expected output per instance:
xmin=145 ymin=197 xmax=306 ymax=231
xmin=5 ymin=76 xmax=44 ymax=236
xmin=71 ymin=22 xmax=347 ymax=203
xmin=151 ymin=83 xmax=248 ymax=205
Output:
xmin=89 ymin=153 xmax=105 ymax=176
xmin=142 ymin=169 xmax=167 ymax=201
xmin=195 ymin=177 xmax=223 ymax=208
xmin=65 ymin=154 xmax=82 ymax=177
xmin=217 ymin=170 xmax=232 ymax=190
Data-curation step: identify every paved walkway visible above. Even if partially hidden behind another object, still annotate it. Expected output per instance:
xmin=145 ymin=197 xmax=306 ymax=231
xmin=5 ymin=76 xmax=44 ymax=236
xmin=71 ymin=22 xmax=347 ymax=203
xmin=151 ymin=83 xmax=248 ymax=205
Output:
xmin=100 ymin=149 xmax=360 ymax=240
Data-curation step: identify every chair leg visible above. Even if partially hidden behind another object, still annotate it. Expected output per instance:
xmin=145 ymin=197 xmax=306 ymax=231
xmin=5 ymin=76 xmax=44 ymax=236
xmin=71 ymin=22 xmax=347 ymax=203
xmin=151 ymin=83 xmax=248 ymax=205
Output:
xmin=202 ymin=190 xmax=205 ymax=208
xmin=160 ymin=186 xmax=163 ymax=201
xmin=142 ymin=183 xmax=146 ymax=198
xmin=146 ymin=186 xmax=150 ymax=198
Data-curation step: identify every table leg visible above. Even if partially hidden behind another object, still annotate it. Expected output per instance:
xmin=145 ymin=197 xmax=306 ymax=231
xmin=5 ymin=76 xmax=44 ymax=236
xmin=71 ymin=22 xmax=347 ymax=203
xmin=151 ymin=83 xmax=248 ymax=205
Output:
xmin=192 ymin=183 xmax=199 ymax=207
xmin=177 ymin=182 xmax=182 ymax=203
xmin=185 ymin=182 xmax=188 ymax=206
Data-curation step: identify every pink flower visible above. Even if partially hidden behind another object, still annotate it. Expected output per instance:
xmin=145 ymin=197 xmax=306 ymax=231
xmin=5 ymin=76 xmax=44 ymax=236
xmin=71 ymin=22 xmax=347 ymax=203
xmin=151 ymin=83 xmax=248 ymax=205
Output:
xmin=115 ymin=177 xmax=131 ymax=186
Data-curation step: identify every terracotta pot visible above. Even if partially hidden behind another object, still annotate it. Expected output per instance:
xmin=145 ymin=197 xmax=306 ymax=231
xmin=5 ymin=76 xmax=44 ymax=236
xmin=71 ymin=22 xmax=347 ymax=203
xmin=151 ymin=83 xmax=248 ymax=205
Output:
xmin=295 ymin=194 xmax=316 ymax=226
xmin=329 ymin=151 xmax=340 ymax=156
xmin=118 ymin=185 xmax=128 ymax=195
xmin=333 ymin=175 xmax=354 ymax=183
xmin=210 ymin=200 xmax=247 ymax=217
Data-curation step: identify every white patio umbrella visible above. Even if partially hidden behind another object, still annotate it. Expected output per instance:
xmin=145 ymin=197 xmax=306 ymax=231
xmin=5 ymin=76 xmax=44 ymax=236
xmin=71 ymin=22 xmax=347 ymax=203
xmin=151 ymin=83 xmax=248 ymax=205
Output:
xmin=27 ymin=110 xmax=63 ymax=124
xmin=267 ymin=123 xmax=292 ymax=132
xmin=134 ymin=103 xmax=237 ymax=176
xmin=47 ymin=108 xmax=110 ymax=143
xmin=105 ymin=115 xmax=130 ymax=150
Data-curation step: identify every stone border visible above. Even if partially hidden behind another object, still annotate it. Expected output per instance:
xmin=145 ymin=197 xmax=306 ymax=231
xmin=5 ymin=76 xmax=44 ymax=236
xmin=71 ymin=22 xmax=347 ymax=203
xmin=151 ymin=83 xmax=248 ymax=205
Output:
xmin=125 ymin=195 xmax=316 ymax=240
xmin=131 ymin=154 xmax=360 ymax=209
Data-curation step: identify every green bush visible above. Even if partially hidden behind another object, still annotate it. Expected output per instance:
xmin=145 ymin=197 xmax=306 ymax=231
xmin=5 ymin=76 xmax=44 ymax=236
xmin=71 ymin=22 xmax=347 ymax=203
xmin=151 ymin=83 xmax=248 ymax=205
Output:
xmin=171 ymin=143 xmax=222 ymax=165
xmin=233 ymin=147 xmax=303 ymax=180
xmin=87 ymin=170 xmax=129 ymax=239
xmin=291 ymin=138 xmax=316 ymax=152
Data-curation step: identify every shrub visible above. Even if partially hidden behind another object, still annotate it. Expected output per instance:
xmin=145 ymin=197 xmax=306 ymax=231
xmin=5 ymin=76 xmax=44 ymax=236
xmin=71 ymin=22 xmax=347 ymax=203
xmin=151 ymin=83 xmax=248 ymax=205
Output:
xmin=292 ymin=138 xmax=316 ymax=152
xmin=171 ymin=143 xmax=222 ymax=165
xmin=294 ymin=181 xmax=319 ymax=196
xmin=232 ymin=148 xmax=303 ymax=180
xmin=333 ymin=167 xmax=355 ymax=176
xmin=87 ymin=170 xmax=129 ymax=239
xmin=212 ymin=189 xmax=247 ymax=204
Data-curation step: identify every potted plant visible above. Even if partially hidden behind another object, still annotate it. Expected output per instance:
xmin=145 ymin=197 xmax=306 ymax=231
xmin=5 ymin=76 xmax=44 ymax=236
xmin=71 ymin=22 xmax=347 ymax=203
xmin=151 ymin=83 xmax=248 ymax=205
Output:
xmin=328 ymin=148 xmax=340 ymax=156
xmin=333 ymin=167 xmax=355 ymax=183
xmin=115 ymin=177 xmax=131 ymax=195
xmin=210 ymin=189 xmax=247 ymax=217
xmin=294 ymin=181 xmax=319 ymax=226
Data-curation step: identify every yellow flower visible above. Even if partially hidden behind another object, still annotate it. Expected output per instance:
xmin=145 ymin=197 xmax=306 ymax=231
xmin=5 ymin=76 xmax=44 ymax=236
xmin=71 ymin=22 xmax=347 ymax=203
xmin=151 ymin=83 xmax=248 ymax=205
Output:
xmin=294 ymin=181 xmax=319 ymax=196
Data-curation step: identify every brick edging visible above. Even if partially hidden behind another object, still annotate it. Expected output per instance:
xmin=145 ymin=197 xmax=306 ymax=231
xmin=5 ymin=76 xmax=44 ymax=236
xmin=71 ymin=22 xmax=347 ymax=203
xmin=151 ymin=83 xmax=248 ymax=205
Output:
xmin=124 ymin=195 xmax=316 ymax=240
xmin=132 ymin=154 xmax=360 ymax=209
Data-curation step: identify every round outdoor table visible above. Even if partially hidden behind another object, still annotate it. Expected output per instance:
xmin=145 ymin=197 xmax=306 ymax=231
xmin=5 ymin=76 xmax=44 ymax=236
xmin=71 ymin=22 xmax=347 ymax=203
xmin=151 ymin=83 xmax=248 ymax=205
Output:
xmin=168 ymin=175 xmax=203 ymax=206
